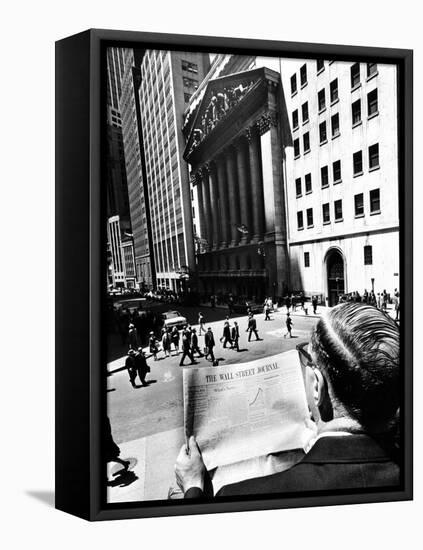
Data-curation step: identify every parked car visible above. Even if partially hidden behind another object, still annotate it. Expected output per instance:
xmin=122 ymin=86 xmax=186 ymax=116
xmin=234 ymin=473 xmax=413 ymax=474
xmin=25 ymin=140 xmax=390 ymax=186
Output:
xmin=113 ymin=297 xmax=147 ymax=314
xmin=161 ymin=310 xmax=188 ymax=330
xmin=232 ymin=302 xmax=262 ymax=315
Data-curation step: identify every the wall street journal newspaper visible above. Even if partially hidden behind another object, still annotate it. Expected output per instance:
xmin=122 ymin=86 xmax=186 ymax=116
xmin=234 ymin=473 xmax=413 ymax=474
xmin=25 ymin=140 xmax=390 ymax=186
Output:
xmin=183 ymin=350 xmax=316 ymax=472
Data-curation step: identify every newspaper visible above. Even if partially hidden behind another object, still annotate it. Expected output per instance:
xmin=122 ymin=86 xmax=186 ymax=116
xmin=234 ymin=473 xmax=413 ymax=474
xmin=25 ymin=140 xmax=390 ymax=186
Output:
xmin=183 ymin=350 xmax=316 ymax=471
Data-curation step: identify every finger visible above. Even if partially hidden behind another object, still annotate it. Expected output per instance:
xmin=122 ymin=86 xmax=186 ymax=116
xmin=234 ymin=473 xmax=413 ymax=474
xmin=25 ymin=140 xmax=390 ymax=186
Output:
xmin=176 ymin=443 xmax=188 ymax=462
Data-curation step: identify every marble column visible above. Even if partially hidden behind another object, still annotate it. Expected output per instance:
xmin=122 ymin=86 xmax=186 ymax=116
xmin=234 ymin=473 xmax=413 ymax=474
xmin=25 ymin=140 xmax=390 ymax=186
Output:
xmin=195 ymin=173 xmax=206 ymax=242
xmin=209 ymin=163 xmax=220 ymax=250
xmin=246 ymin=127 xmax=265 ymax=243
xmin=235 ymin=137 xmax=251 ymax=245
xmin=216 ymin=155 xmax=230 ymax=248
xmin=202 ymin=165 xmax=213 ymax=251
xmin=226 ymin=146 xmax=240 ymax=247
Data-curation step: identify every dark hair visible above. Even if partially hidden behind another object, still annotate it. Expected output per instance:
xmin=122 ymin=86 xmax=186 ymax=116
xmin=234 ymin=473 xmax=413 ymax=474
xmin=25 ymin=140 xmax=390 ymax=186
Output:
xmin=311 ymin=303 xmax=399 ymax=429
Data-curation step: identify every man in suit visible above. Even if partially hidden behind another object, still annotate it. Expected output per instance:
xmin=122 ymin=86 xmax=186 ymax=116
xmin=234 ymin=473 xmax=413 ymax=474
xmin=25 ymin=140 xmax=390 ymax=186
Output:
xmin=246 ymin=314 xmax=260 ymax=342
xmin=175 ymin=303 xmax=400 ymax=497
xmin=204 ymin=327 xmax=215 ymax=363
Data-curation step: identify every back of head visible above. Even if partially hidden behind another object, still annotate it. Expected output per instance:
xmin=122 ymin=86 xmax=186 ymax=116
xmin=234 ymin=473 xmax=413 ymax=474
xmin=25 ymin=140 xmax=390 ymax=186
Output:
xmin=311 ymin=303 xmax=399 ymax=430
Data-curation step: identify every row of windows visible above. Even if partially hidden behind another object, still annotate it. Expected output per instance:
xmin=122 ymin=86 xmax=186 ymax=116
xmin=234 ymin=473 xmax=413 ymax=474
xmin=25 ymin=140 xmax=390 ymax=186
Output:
xmin=304 ymin=245 xmax=373 ymax=268
xmin=291 ymin=62 xmax=378 ymax=96
xmin=296 ymin=189 xmax=381 ymax=230
xmin=292 ymin=88 xmax=378 ymax=131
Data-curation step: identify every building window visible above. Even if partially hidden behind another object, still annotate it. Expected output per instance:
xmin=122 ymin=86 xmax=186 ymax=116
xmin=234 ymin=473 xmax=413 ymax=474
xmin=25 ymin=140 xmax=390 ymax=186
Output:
xmin=291 ymin=74 xmax=297 ymax=95
xmin=183 ymin=76 xmax=198 ymax=89
xmin=294 ymin=138 xmax=300 ymax=158
xmin=292 ymin=109 xmax=299 ymax=129
xmin=331 ymin=113 xmax=340 ymax=137
xmin=305 ymin=173 xmax=312 ymax=193
xmin=297 ymin=211 xmax=304 ymax=230
xmin=370 ymin=188 xmax=381 ymax=213
xmin=351 ymin=63 xmax=360 ymax=88
xmin=353 ymin=150 xmax=363 ymax=175
xmin=367 ymin=89 xmax=378 ymax=117
xmin=318 ymin=88 xmax=326 ymax=112
xmin=184 ymin=93 xmax=191 ymax=103
xmin=364 ymin=245 xmax=373 ymax=265
xmin=333 ymin=160 xmax=342 ymax=183
xmin=354 ymin=193 xmax=364 ymax=217
xmin=316 ymin=59 xmax=324 ymax=73
xmin=306 ymin=208 xmax=314 ymax=227
xmin=302 ymin=101 xmax=309 ymax=123
xmin=304 ymin=252 xmax=310 ymax=267
xmin=300 ymin=64 xmax=307 ymax=86
xmin=181 ymin=60 xmax=198 ymax=73
xmin=369 ymin=143 xmax=380 ymax=170
xmin=322 ymin=202 xmax=330 ymax=223
xmin=352 ymin=99 xmax=361 ymax=125
xmin=367 ymin=63 xmax=378 ymax=78
xmin=334 ymin=199 xmax=343 ymax=221
xmin=295 ymin=177 xmax=302 ymax=197
xmin=321 ymin=165 xmax=329 ymax=188
xmin=319 ymin=121 xmax=327 ymax=144
xmin=330 ymin=78 xmax=338 ymax=103
xmin=303 ymin=132 xmax=310 ymax=153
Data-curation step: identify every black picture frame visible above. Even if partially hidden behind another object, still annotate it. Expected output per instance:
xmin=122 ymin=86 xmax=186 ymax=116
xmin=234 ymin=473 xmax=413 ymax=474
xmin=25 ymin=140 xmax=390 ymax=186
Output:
xmin=55 ymin=28 xmax=413 ymax=521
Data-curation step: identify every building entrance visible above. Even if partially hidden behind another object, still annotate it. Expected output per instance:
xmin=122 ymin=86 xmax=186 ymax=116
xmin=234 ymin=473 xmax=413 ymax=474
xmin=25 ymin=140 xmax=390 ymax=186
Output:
xmin=327 ymin=249 xmax=345 ymax=306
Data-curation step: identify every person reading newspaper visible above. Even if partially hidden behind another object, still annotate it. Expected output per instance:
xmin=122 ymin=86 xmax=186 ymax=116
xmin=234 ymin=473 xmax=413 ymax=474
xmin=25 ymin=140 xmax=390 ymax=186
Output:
xmin=175 ymin=303 xmax=400 ymax=498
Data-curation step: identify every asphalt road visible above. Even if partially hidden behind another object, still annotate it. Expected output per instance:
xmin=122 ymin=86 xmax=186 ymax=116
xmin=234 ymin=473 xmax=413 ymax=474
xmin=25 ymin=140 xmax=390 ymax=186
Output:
xmin=107 ymin=306 xmax=320 ymax=445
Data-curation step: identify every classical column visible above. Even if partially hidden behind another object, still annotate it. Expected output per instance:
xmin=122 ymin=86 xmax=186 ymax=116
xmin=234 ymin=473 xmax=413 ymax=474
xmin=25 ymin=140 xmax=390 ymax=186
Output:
xmin=208 ymin=163 xmax=220 ymax=250
xmin=226 ymin=146 xmax=240 ymax=247
xmin=216 ymin=155 xmax=230 ymax=248
xmin=201 ymin=165 xmax=213 ymax=251
xmin=234 ymin=137 xmax=251 ymax=245
xmin=246 ymin=127 xmax=265 ymax=243
xmin=194 ymin=172 xmax=206 ymax=242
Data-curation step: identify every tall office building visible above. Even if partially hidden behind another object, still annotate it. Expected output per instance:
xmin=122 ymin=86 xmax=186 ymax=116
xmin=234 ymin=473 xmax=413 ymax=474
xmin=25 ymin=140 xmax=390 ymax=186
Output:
xmin=139 ymin=50 xmax=210 ymax=292
xmin=282 ymin=59 xmax=399 ymax=304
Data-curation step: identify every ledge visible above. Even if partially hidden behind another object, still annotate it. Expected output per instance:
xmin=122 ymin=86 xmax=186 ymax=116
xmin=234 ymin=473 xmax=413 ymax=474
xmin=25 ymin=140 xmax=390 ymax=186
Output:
xmin=303 ymin=149 xmax=311 ymax=155
xmin=332 ymin=132 xmax=341 ymax=140
xmin=320 ymin=139 xmax=328 ymax=146
xmin=305 ymin=190 xmax=312 ymax=195
xmin=318 ymin=107 xmax=326 ymax=115
xmin=291 ymin=90 xmax=298 ymax=98
xmin=330 ymin=97 xmax=339 ymax=107
xmin=353 ymin=171 xmax=364 ymax=178
xmin=301 ymin=82 xmax=308 ymax=89
xmin=368 ymin=111 xmax=379 ymax=121
xmin=302 ymin=119 xmax=309 ymax=126
xmin=355 ymin=213 xmax=365 ymax=219
xmin=307 ymin=224 xmax=314 ymax=229
xmin=369 ymin=165 xmax=380 ymax=173
xmin=366 ymin=71 xmax=378 ymax=82
xmin=370 ymin=210 xmax=381 ymax=216
xmin=296 ymin=194 xmax=302 ymax=198
xmin=294 ymin=154 xmax=301 ymax=160
xmin=351 ymin=82 xmax=362 ymax=93
xmin=352 ymin=120 xmax=362 ymax=129
xmin=317 ymin=67 xmax=325 ymax=76
xmin=333 ymin=179 xmax=342 ymax=185
xmin=321 ymin=183 xmax=329 ymax=189
xmin=323 ymin=220 xmax=331 ymax=225
xmin=335 ymin=218 xmax=344 ymax=223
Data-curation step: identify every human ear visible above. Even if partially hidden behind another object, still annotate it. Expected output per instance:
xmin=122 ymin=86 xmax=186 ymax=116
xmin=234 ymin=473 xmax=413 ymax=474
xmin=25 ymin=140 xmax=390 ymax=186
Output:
xmin=314 ymin=369 xmax=326 ymax=407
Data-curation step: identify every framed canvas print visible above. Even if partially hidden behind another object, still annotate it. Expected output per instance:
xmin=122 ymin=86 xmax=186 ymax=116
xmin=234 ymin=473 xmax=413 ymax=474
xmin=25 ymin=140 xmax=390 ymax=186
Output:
xmin=55 ymin=29 xmax=413 ymax=521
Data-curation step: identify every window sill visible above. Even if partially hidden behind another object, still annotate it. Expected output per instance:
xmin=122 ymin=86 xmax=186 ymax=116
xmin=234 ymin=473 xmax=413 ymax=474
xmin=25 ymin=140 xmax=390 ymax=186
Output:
xmin=330 ymin=97 xmax=339 ymax=107
xmin=323 ymin=220 xmax=331 ymax=225
xmin=366 ymin=71 xmax=378 ymax=82
xmin=329 ymin=60 xmax=335 ymax=65
xmin=296 ymin=194 xmax=302 ymax=199
xmin=304 ymin=149 xmax=311 ymax=155
xmin=302 ymin=119 xmax=309 ymax=126
xmin=335 ymin=218 xmax=344 ymax=223
xmin=318 ymin=107 xmax=326 ymax=115
xmin=353 ymin=171 xmax=364 ymax=178
xmin=355 ymin=213 xmax=365 ymax=219
xmin=306 ymin=190 xmax=312 ymax=195
xmin=307 ymin=224 xmax=314 ymax=229
xmin=321 ymin=184 xmax=329 ymax=189
xmin=320 ymin=139 xmax=328 ymax=146
xmin=351 ymin=82 xmax=361 ymax=93
xmin=294 ymin=154 xmax=300 ymax=160
xmin=368 ymin=111 xmax=379 ymax=121
xmin=370 ymin=210 xmax=381 ymax=216
xmin=291 ymin=90 xmax=298 ymax=98
xmin=332 ymin=132 xmax=341 ymax=140
xmin=317 ymin=67 xmax=325 ymax=76
xmin=369 ymin=165 xmax=380 ymax=173
xmin=293 ymin=125 xmax=299 ymax=132
xmin=301 ymin=82 xmax=308 ymax=89
xmin=352 ymin=120 xmax=362 ymax=129
xmin=298 ymin=226 xmax=304 ymax=231
xmin=333 ymin=179 xmax=342 ymax=185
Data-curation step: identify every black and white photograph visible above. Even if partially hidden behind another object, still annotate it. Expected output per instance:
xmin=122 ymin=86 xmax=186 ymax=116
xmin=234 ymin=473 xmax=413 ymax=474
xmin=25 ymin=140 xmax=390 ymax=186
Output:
xmin=104 ymin=46 xmax=403 ymax=505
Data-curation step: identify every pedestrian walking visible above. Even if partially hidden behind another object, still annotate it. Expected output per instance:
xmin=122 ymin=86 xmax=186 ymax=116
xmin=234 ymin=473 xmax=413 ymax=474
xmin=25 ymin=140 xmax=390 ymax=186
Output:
xmin=149 ymin=331 xmax=159 ymax=361
xmin=377 ymin=293 xmax=382 ymax=309
xmin=220 ymin=321 xmax=232 ymax=348
xmin=370 ymin=290 xmax=377 ymax=307
xmin=191 ymin=328 xmax=204 ymax=357
xmin=128 ymin=323 xmax=139 ymax=350
xmin=134 ymin=348 xmax=150 ymax=386
xmin=171 ymin=326 xmax=180 ymax=354
xmin=284 ymin=313 xmax=293 ymax=338
xmin=394 ymin=289 xmax=400 ymax=321
xmin=312 ymin=295 xmax=318 ymax=315
xmin=104 ymin=417 xmax=130 ymax=474
xmin=264 ymin=302 xmax=271 ymax=321
xmin=231 ymin=321 xmax=240 ymax=351
xmin=285 ymin=295 xmax=291 ymax=313
xmin=246 ymin=314 xmax=260 ymax=341
xmin=161 ymin=328 xmax=172 ymax=358
xmin=204 ymin=327 xmax=216 ymax=362
xmin=125 ymin=349 xmax=138 ymax=388
xmin=198 ymin=312 xmax=206 ymax=335
xmin=300 ymin=291 xmax=305 ymax=311
xmin=382 ymin=290 xmax=388 ymax=311
xmin=179 ymin=333 xmax=196 ymax=366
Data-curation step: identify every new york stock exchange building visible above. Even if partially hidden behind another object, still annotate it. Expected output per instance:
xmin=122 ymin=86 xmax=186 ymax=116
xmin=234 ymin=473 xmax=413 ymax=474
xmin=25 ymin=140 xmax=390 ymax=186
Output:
xmin=182 ymin=55 xmax=400 ymax=305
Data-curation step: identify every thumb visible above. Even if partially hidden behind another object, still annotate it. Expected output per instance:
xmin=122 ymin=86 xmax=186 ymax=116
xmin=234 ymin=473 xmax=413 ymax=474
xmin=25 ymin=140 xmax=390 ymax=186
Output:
xmin=189 ymin=435 xmax=201 ymax=456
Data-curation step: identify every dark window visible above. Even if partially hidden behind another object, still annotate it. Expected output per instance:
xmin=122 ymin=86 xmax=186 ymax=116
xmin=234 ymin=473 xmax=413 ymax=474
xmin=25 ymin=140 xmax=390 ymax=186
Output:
xmin=302 ymin=101 xmax=309 ymax=123
xmin=352 ymin=99 xmax=361 ymax=125
xmin=318 ymin=88 xmax=326 ymax=111
xmin=321 ymin=166 xmax=329 ymax=188
xmin=330 ymin=78 xmax=338 ymax=103
xmin=369 ymin=143 xmax=380 ymax=169
xmin=182 ymin=60 xmax=198 ymax=73
xmin=300 ymin=64 xmax=307 ymax=86
xmin=306 ymin=208 xmax=313 ymax=227
xmin=291 ymin=74 xmax=297 ymax=95
xmin=367 ymin=89 xmax=378 ymax=117
xmin=353 ymin=150 xmax=363 ymax=175
xmin=364 ymin=245 xmax=373 ymax=265
xmin=297 ymin=211 xmax=304 ymax=230
xmin=354 ymin=193 xmax=364 ymax=216
xmin=305 ymin=173 xmax=312 ymax=193
xmin=351 ymin=63 xmax=360 ymax=88
xmin=370 ymin=188 xmax=381 ymax=213
xmin=295 ymin=177 xmax=302 ymax=197
xmin=322 ymin=203 xmax=330 ymax=223
xmin=303 ymin=132 xmax=310 ymax=152
xmin=331 ymin=113 xmax=340 ymax=137
xmin=304 ymin=252 xmax=310 ymax=267
xmin=184 ymin=93 xmax=191 ymax=103
xmin=294 ymin=138 xmax=300 ymax=157
xmin=316 ymin=59 xmax=324 ymax=72
xmin=319 ymin=121 xmax=327 ymax=143
xmin=367 ymin=63 xmax=377 ymax=78
xmin=333 ymin=160 xmax=342 ymax=182
xmin=334 ymin=199 xmax=343 ymax=221
xmin=292 ymin=109 xmax=299 ymax=129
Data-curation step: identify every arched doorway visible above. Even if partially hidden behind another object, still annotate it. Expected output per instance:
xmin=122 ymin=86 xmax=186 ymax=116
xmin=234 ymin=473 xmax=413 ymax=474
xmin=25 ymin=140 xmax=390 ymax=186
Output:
xmin=326 ymin=249 xmax=345 ymax=306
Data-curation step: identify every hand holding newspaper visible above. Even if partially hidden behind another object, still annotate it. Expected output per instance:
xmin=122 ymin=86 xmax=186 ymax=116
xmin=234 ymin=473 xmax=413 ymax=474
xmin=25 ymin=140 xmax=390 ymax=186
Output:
xmin=183 ymin=350 xmax=316 ymax=474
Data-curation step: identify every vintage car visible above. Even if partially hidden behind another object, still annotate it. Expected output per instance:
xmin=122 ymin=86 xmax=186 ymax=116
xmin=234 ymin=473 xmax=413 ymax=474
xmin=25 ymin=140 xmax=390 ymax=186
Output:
xmin=161 ymin=310 xmax=187 ymax=330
